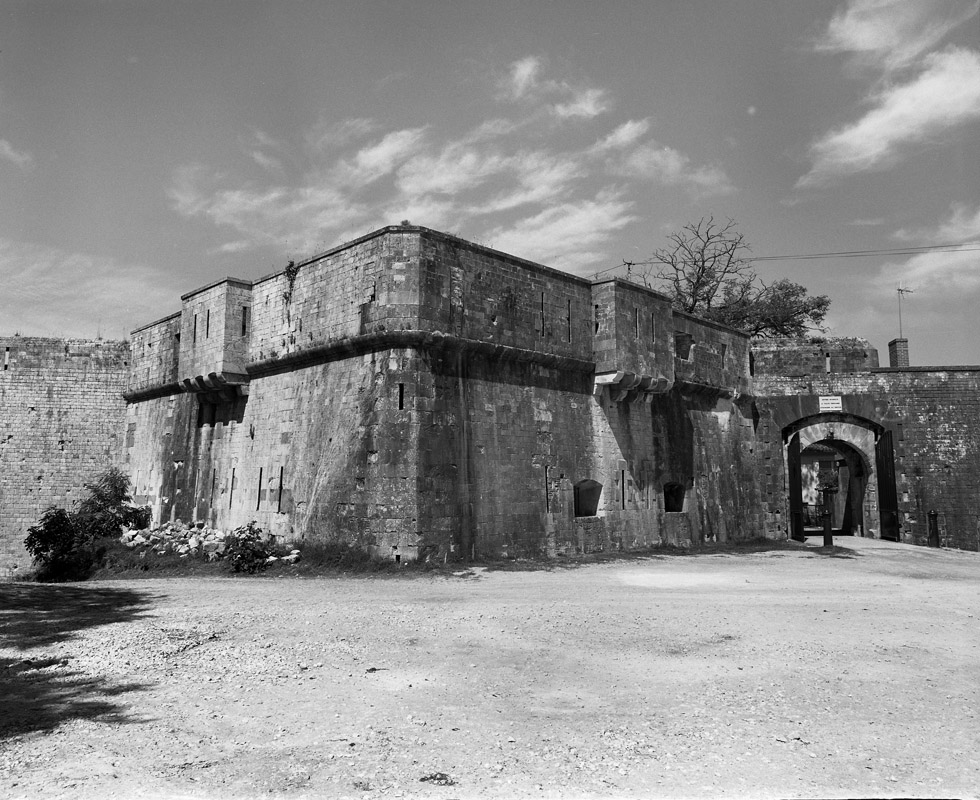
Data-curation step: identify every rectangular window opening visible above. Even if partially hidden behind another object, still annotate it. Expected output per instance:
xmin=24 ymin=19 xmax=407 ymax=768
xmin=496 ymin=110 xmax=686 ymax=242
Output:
xmin=193 ymin=315 xmax=198 ymax=343
xmin=210 ymin=469 xmax=216 ymax=505
xmin=674 ymin=332 xmax=695 ymax=360
xmin=241 ymin=306 xmax=249 ymax=337
xmin=620 ymin=469 xmax=626 ymax=509
xmin=566 ymin=299 xmax=572 ymax=342
xmin=229 ymin=467 xmax=235 ymax=509
xmin=256 ymin=467 xmax=263 ymax=511
xmin=651 ymin=313 xmax=656 ymax=343
xmin=540 ymin=292 xmax=546 ymax=338
xmin=398 ymin=383 xmax=405 ymax=410
xmin=206 ymin=309 xmax=211 ymax=339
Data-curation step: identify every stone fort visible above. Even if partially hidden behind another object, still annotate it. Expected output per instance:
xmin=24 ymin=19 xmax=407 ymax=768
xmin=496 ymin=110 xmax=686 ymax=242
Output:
xmin=2 ymin=224 xmax=978 ymax=575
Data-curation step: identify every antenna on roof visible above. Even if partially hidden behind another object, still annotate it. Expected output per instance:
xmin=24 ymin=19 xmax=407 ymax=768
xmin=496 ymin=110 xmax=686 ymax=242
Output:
xmin=897 ymin=285 xmax=914 ymax=339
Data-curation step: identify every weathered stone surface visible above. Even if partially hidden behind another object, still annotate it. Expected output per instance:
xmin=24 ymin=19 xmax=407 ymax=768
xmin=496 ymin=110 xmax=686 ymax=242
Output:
xmin=0 ymin=337 xmax=129 ymax=577
xmin=120 ymin=226 xmax=764 ymax=561
xmin=3 ymin=227 xmax=979 ymax=574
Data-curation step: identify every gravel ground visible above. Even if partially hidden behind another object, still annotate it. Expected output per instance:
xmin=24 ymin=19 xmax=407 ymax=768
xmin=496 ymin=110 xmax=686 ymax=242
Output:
xmin=1 ymin=537 xmax=978 ymax=800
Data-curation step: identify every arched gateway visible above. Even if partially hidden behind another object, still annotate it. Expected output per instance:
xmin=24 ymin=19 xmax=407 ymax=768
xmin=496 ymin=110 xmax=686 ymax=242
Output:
xmin=783 ymin=412 xmax=899 ymax=543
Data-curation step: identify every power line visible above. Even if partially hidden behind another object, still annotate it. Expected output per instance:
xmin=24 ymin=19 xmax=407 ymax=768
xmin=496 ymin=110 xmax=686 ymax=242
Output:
xmin=748 ymin=241 xmax=980 ymax=263
xmin=596 ymin=240 xmax=980 ymax=278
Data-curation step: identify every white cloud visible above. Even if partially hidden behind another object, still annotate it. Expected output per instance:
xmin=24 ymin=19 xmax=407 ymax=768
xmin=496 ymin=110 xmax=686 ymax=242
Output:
xmin=497 ymin=55 xmax=609 ymax=121
xmin=875 ymin=204 xmax=980 ymax=299
xmin=395 ymin=143 xmax=508 ymax=197
xmin=0 ymin=238 xmax=175 ymax=338
xmin=485 ymin=190 xmax=636 ymax=272
xmin=614 ymin=141 xmax=736 ymax=196
xmin=476 ymin=151 xmax=584 ymax=214
xmin=591 ymin=119 xmax=651 ymax=153
xmin=553 ymin=88 xmax=609 ymax=119
xmin=170 ymin=56 xmax=733 ymax=270
xmin=169 ymin=165 xmax=367 ymax=253
xmin=893 ymin=202 xmax=980 ymax=242
xmin=797 ymin=48 xmax=980 ymax=187
xmin=210 ymin=240 xmax=253 ymax=255
xmin=878 ymin=247 xmax=980 ymax=293
xmin=250 ymin=149 xmax=283 ymax=173
xmin=504 ymin=56 xmax=542 ymax=100
xmin=245 ymin=129 xmax=286 ymax=173
xmin=815 ymin=0 xmax=979 ymax=71
xmin=929 ymin=203 xmax=980 ymax=241
xmin=333 ymin=127 xmax=428 ymax=186
xmin=0 ymin=138 xmax=33 ymax=170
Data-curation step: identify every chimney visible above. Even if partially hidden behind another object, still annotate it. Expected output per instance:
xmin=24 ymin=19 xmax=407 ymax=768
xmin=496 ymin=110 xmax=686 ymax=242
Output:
xmin=888 ymin=338 xmax=909 ymax=368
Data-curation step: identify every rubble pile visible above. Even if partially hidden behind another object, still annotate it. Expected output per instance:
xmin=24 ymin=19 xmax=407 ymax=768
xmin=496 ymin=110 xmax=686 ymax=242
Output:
xmin=120 ymin=520 xmax=301 ymax=564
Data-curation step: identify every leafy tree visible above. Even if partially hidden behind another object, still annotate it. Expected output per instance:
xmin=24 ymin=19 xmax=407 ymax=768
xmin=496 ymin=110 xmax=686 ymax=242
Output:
xmin=23 ymin=466 xmax=149 ymax=582
xmin=630 ymin=217 xmax=830 ymax=338
xmin=74 ymin=466 xmax=150 ymax=540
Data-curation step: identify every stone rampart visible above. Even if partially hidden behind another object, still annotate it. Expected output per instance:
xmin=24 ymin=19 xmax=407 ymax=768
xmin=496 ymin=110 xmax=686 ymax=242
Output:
xmin=122 ymin=226 xmax=758 ymax=560
xmin=9 ymin=229 xmax=974 ymax=572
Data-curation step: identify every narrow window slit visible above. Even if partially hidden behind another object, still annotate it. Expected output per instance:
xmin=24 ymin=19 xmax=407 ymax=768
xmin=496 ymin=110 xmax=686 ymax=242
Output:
xmin=277 ymin=466 xmax=284 ymax=512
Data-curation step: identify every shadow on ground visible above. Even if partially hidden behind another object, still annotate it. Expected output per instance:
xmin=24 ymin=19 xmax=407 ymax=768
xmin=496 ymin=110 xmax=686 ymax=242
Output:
xmin=469 ymin=538 xmax=860 ymax=573
xmin=0 ymin=583 xmax=154 ymax=740
xmin=802 ymin=544 xmax=861 ymax=559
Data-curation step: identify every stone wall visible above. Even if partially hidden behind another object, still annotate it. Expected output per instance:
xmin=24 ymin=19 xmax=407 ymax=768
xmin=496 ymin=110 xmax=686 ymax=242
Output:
xmin=122 ymin=226 xmax=761 ymax=560
xmin=754 ymin=337 xmax=980 ymax=551
xmin=15 ymin=228 xmax=975 ymax=571
xmin=0 ymin=337 xmax=129 ymax=576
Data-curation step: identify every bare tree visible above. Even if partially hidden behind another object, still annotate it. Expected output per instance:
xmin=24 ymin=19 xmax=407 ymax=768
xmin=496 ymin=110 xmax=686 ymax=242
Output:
xmin=628 ymin=217 xmax=829 ymax=338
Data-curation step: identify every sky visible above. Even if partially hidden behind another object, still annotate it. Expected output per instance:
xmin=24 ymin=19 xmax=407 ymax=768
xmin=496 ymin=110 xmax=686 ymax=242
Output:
xmin=1 ymin=0 xmax=978 ymax=365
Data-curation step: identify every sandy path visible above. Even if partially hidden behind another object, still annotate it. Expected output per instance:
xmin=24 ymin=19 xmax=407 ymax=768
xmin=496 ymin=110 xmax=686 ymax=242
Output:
xmin=2 ymin=537 xmax=978 ymax=799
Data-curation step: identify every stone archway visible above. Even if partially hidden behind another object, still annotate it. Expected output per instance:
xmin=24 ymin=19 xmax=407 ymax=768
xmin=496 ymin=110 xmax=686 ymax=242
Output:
xmin=784 ymin=413 xmax=899 ymax=542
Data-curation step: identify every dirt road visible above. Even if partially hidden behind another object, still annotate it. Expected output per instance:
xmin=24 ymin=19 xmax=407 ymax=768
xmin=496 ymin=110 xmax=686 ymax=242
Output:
xmin=2 ymin=537 xmax=978 ymax=799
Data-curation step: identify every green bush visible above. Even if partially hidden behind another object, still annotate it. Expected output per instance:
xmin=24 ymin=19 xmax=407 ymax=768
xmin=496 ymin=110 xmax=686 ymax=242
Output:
xmin=24 ymin=507 xmax=99 ymax=582
xmin=225 ymin=521 xmax=273 ymax=574
xmin=23 ymin=466 xmax=150 ymax=582
xmin=74 ymin=467 xmax=151 ymax=540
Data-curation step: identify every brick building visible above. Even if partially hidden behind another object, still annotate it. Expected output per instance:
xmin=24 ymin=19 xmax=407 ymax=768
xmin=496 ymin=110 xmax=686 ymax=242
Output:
xmin=1 ymin=225 xmax=977 ymax=575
